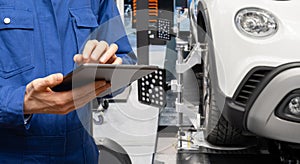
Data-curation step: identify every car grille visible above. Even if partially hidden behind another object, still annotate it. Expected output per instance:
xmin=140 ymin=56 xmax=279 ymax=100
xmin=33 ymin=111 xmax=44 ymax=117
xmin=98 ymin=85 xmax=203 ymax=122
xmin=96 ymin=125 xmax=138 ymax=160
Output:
xmin=234 ymin=68 xmax=273 ymax=107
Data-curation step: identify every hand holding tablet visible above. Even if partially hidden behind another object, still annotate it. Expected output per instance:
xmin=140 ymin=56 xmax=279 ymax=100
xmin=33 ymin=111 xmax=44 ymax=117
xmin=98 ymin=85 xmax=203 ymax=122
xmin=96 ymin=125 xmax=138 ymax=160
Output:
xmin=51 ymin=64 xmax=158 ymax=97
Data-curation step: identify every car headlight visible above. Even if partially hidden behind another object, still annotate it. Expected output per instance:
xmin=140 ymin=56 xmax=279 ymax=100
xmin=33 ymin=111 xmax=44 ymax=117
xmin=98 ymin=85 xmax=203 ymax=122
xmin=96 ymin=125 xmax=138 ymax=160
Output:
xmin=235 ymin=8 xmax=278 ymax=38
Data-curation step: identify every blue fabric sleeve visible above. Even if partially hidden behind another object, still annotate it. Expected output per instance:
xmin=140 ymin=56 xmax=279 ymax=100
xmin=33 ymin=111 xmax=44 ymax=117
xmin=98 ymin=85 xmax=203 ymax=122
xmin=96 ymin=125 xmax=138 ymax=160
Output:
xmin=0 ymin=86 xmax=30 ymax=128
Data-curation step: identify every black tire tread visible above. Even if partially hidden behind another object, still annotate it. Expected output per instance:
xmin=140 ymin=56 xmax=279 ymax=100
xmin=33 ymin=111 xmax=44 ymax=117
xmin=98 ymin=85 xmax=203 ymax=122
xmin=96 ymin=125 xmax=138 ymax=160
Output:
xmin=206 ymin=98 xmax=251 ymax=147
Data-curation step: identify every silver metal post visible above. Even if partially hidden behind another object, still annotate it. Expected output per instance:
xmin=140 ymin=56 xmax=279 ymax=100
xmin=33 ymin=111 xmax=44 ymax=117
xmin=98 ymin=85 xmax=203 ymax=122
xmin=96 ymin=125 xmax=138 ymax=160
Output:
xmin=176 ymin=45 xmax=184 ymax=149
xmin=175 ymin=7 xmax=187 ymax=149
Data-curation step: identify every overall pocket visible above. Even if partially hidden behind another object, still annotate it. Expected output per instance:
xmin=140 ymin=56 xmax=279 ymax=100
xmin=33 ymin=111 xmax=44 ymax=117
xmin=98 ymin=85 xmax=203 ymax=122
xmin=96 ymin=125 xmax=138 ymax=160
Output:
xmin=0 ymin=9 xmax=34 ymax=78
xmin=69 ymin=7 xmax=99 ymax=52
xmin=0 ymin=0 xmax=14 ymax=6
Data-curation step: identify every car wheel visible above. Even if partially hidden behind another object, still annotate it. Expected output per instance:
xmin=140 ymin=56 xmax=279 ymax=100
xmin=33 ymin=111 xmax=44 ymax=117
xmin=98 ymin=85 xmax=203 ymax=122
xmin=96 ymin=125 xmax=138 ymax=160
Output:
xmin=203 ymin=75 xmax=254 ymax=147
xmin=205 ymin=104 xmax=250 ymax=147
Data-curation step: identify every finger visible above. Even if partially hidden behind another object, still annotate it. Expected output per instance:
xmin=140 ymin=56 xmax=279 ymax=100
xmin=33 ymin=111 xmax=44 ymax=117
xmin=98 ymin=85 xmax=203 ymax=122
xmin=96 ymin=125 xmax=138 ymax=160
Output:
xmin=45 ymin=81 xmax=109 ymax=114
xmin=52 ymin=80 xmax=107 ymax=109
xmin=72 ymin=83 xmax=111 ymax=109
xmin=94 ymin=83 xmax=111 ymax=96
xmin=112 ymin=57 xmax=122 ymax=65
xmin=106 ymin=55 xmax=117 ymax=64
xmin=99 ymin=43 xmax=118 ymax=64
xmin=75 ymin=83 xmax=111 ymax=103
xmin=73 ymin=54 xmax=84 ymax=65
xmin=71 ymin=80 xmax=107 ymax=100
xmin=82 ymin=40 xmax=98 ymax=60
xmin=90 ymin=41 xmax=109 ymax=61
xmin=32 ymin=73 xmax=64 ymax=92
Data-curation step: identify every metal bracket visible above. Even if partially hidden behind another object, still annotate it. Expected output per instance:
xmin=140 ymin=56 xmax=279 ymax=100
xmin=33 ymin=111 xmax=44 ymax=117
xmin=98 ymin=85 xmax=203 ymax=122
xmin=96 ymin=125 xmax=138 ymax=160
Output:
xmin=176 ymin=42 xmax=205 ymax=74
xmin=170 ymin=79 xmax=181 ymax=93
xmin=175 ymin=99 xmax=200 ymax=129
xmin=178 ymin=131 xmax=250 ymax=151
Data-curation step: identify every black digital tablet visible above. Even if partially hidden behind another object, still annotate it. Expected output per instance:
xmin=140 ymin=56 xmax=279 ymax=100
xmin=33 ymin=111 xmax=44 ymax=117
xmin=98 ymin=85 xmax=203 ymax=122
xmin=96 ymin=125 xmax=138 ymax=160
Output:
xmin=52 ymin=64 xmax=158 ymax=96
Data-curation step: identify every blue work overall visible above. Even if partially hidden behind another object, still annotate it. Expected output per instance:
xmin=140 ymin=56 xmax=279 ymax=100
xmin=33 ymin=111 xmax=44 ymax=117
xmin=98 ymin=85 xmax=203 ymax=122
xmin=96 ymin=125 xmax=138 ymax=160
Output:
xmin=0 ymin=0 xmax=136 ymax=163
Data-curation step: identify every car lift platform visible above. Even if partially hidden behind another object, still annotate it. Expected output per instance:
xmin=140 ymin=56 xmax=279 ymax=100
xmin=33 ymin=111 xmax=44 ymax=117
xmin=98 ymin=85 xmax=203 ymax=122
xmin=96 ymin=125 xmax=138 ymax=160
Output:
xmin=153 ymin=127 xmax=281 ymax=164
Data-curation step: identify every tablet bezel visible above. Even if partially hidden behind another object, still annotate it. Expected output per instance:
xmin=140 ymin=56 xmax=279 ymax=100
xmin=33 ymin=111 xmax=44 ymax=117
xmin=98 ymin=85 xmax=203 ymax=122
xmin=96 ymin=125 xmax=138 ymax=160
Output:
xmin=51 ymin=64 xmax=158 ymax=94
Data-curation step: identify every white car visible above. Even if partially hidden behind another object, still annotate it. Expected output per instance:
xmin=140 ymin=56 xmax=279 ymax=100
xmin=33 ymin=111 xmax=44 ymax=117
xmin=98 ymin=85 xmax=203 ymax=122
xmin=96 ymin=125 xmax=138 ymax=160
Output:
xmin=194 ymin=0 xmax=300 ymax=149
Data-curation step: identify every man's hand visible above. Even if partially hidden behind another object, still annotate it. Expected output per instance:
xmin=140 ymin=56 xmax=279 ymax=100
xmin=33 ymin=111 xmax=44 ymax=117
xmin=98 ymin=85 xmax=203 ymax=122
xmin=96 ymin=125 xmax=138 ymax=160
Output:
xmin=23 ymin=73 xmax=111 ymax=114
xmin=73 ymin=40 xmax=122 ymax=65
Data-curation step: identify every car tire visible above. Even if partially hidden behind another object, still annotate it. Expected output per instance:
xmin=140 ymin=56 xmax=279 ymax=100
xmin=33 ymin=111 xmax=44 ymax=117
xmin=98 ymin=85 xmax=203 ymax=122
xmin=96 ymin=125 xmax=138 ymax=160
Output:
xmin=201 ymin=70 xmax=254 ymax=147
xmin=205 ymin=98 xmax=254 ymax=147
xmin=196 ymin=11 xmax=254 ymax=147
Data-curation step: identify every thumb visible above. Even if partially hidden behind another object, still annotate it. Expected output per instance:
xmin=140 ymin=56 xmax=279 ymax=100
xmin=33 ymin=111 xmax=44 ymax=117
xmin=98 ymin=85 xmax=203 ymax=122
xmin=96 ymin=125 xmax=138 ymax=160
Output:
xmin=34 ymin=73 xmax=63 ymax=91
